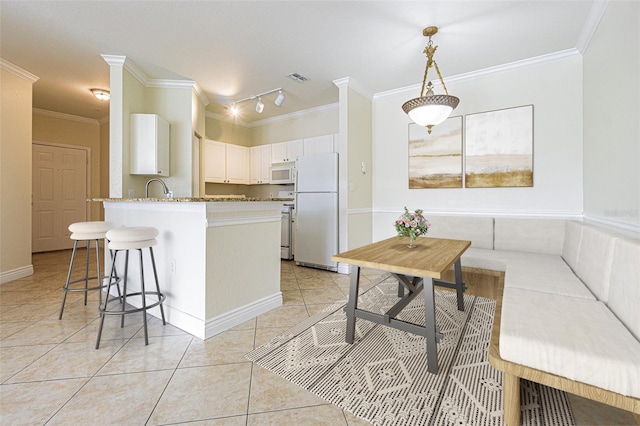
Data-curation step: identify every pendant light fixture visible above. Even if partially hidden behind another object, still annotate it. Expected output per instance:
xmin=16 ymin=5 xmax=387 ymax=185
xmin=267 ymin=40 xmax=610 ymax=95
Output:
xmin=402 ymin=26 xmax=459 ymax=134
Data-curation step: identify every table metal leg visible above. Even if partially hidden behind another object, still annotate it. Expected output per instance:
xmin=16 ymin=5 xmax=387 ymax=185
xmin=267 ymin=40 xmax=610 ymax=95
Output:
xmin=454 ymin=258 xmax=464 ymax=311
xmin=345 ymin=266 xmax=360 ymax=344
xmin=423 ymin=276 xmax=439 ymax=374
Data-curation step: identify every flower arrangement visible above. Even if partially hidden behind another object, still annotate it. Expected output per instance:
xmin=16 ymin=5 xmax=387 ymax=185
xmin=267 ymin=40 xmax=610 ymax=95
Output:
xmin=394 ymin=207 xmax=430 ymax=247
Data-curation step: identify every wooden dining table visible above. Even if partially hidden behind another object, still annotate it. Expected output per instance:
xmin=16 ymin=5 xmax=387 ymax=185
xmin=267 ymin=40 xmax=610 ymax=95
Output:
xmin=332 ymin=236 xmax=471 ymax=374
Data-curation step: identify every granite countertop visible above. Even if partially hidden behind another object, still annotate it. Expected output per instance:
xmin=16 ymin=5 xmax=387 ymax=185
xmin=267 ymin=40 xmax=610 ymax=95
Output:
xmin=89 ymin=197 xmax=293 ymax=203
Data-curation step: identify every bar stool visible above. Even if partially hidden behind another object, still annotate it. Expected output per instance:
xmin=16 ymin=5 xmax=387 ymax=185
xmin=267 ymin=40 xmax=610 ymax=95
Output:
xmin=59 ymin=221 xmax=119 ymax=319
xmin=96 ymin=226 xmax=166 ymax=349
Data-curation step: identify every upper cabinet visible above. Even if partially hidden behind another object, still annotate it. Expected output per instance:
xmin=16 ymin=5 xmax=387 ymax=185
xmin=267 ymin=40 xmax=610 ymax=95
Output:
xmin=303 ymin=134 xmax=335 ymax=156
xmin=130 ymin=114 xmax=170 ymax=176
xmin=250 ymin=145 xmax=272 ymax=184
xmin=271 ymin=139 xmax=303 ymax=163
xmin=204 ymin=140 xmax=248 ymax=184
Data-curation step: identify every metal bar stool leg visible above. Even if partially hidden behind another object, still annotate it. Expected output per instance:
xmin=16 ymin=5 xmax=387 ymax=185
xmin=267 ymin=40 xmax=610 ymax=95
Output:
xmin=96 ymin=250 xmax=119 ymax=349
xmin=121 ymin=251 xmax=129 ymax=329
xmin=59 ymin=240 xmax=79 ymax=319
xmin=139 ymin=248 xmax=149 ymax=345
xmin=148 ymin=247 xmax=166 ymax=325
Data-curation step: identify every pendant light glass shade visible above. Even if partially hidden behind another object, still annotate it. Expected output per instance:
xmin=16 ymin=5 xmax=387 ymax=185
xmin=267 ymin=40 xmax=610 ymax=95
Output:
xmin=402 ymin=26 xmax=459 ymax=133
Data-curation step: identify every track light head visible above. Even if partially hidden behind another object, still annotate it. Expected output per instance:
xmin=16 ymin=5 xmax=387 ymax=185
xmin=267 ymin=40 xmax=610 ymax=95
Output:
xmin=256 ymin=97 xmax=264 ymax=113
xmin=274 ymin=90 xmax=285 ymax=107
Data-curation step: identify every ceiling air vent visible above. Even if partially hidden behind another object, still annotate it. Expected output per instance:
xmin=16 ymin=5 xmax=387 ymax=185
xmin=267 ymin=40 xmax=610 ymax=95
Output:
xmin=286 ymin=73 xmax=308 ymax=83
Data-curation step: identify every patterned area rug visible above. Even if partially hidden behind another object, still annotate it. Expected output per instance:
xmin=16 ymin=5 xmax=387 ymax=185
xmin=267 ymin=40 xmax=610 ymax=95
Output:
xmin=246 ymin=275 xmax=575 ymax=426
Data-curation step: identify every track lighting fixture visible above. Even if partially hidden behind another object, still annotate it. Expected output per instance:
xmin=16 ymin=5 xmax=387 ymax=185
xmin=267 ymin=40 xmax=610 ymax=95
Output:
xmin=275 ymin=90 xmax=285 ymax=107
xmin=229 ymin=88 xmax=285 ymax=116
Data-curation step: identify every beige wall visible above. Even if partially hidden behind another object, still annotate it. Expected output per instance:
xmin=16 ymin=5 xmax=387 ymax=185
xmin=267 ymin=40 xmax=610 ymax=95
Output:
xmin=0 ymin=65 xmax=35 ymax=280
xmin=251 ymin=107 xmax=338 ymax=146
xmin=205 ymin=116 xmax=252 ymax=146
xmin=583 ymin=1 xmax=639 ymax=233
xmin=32 ymin=112 xmax=102 ymax=221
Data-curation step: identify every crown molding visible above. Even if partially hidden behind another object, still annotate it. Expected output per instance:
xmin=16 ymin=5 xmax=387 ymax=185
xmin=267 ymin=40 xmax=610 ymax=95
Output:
xmin=100 ymin=55 xmax=210 ymax=106
xmin=205 ymin=102 xmax=339 ymax=128
xmin=333 ymin=76 xmax=372 ymax=100
xmin=0 ymin=58 xmax=39 ymax=83
xmin=576 ymin=0 xmax=609 ymax=54
xmin=249 ymin=102 xmax=339 ymax=128
xmin=373 ymin=48 xmax=582 ymax=100
xmin=33 ymin=108 xmax=100 ymax=125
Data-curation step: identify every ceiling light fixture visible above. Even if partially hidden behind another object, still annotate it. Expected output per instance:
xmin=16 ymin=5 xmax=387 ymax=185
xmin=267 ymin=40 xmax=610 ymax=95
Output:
xmin=402 ymin=26 xmax=459 ymax=134
xmin=274 ymin=90 xmax=285 ymax=107
xmin=229 ymin=87 xmax=285 ymax=116
xmin=90 ymin=88 xmax=110 ymax=101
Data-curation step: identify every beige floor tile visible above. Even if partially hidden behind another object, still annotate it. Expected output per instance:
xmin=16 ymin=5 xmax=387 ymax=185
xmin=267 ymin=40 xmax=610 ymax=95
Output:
xmin=256 ymin=305 xmax=310 ymax=329
xmin=131 ymin=315 xmax=192 ymax=339
xmin=0 ymin=302 xmax=60 ymax=322
xmin=282 ymin=289 xmax=304 ymax=305
xmin=305 ymin=303 xmax=340 ymax=317
xmin=97 ymin=334 xmax=192 ymax=375
xmin=253 ymin=326 xmax=291 ymax=348
xmin=64 ymin=315 xmax=144 ymax=343
xmin=344 ymin=409 xmax=373 ymax=425
xmin=0 ymin=378 xmax=88 ymax=425
xmin=230 ymin=317 xmax=256 ymax=331
xmin=297 ymin=276 xmax=340 ymax=290
xmin=163 ymin=416 xmax=248 ymax=425
xmin=0 ymin=343 xmax=57 ymax=382
xmin=47 ymin=370 xmax=173 ymax=425
xmin=300 ymin=287 xmax=346 ymax=305
xmin=247 ymin=403 xmax=349 ymax=425
xmin=0 ymin=321 xmax=33 ymax=340
xmin=0 ymin=318 xmax=93 ymax=347
xmin=179 ymin=328 xmax=255 ymax=368
xmin=148 ymin=363 xmax=253 ymax=425
xmin=280 ymin=277 xmax=300 ymax=291
xmin=7 ymin=338 xmax=126 ymax=383
xmin=248 ymin=364 xmax=328 ymax=414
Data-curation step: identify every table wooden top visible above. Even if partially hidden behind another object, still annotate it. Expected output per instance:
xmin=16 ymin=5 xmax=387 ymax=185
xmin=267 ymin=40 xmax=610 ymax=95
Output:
xmin=332 ymin=236 xmax=471 ymax=279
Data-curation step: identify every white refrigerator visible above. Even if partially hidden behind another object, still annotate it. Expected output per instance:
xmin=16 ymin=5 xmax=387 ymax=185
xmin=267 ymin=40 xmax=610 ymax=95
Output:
xmin=295 ymin=152 xmax=338 ymax=271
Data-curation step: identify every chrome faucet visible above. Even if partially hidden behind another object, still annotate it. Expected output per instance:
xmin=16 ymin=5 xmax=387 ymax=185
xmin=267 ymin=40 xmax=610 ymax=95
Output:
xmin=145 ymin=178 xmax=172 ymax=198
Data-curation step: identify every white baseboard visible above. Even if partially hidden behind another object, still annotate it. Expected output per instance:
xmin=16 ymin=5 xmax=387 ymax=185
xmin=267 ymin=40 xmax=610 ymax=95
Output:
xmin=106 ymin=287 xmax=283 ymax=340
xmin=0 ymin=265 xmax=34 ymax=284
xmin=204 ymin=293 xmax=283 ymax=339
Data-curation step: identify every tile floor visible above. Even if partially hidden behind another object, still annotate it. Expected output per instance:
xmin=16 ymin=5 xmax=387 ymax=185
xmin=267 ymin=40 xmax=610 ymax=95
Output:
xmin=0 ymin=249 xmax=636 ymax=425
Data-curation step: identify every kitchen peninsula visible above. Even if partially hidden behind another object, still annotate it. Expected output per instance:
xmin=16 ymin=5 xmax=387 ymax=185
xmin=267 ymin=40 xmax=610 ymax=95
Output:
xmin=92 ymin=197 xmax=290 ymax=339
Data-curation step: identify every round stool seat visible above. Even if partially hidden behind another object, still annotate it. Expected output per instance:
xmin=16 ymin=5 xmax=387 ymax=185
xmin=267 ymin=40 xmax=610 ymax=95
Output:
xmin=106 ymin=227 xmax=158 ymax=250
xmin=69 ymin=221 xmax=113 ymax=240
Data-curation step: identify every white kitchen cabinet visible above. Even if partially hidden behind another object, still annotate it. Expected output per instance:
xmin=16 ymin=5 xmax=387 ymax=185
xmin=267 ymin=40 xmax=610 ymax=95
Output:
xmin=250 ymin=145 xmax=272 ymax=184
xmin=271 ymin=139 xmax=303 ymax=163
xmin=130 ymin=114 xmax=170 ymax=176
xmin=303 ymin=134 xmax=335 ymax=156
xmin=204 ymin=140 xmax=248 ymax=184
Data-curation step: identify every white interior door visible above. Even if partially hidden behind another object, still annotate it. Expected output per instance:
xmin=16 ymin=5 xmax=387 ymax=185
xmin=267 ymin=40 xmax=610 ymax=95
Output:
xmin=32 ymin=143 xmax=88 ymax=252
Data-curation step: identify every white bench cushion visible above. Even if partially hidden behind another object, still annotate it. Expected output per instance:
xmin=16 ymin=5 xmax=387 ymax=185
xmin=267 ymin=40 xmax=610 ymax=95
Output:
xmin=426 ymin=215 xmax=494 ymax=249
xmin=561 ymin=220 xmax=583 ymax=271
xmin=494 ymin=218 xmax=566 ymax=255
xmin=607 ymin=238 xmax=640 ymax=340
xmin=462 ymin=248 xmax=595 ymax=299
xmin=574 ymin=225 xmax=618 ymax=302
xmin=500 ymin=287 xmax=640 ymax=398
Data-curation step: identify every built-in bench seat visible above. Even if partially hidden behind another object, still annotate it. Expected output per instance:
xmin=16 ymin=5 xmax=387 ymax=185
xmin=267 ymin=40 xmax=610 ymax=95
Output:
xmin=426 ymin=215 xmax=640 ymax=424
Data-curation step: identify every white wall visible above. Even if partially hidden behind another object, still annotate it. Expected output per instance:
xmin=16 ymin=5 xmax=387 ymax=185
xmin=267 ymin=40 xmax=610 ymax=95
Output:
xmin=371 ymin=54 xmax=584 ymax=240
xmin=583 ymin=1 xmax=639 ymax=236
xmin=0 ymin=62 xmax=36 ymax=281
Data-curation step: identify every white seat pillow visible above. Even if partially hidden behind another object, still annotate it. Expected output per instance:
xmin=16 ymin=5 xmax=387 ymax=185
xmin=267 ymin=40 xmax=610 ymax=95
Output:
xmin=500 ymin=287 xmax=640 ymax=398
xmin=574 ymin=225 xmax=619 ymax=302
xmin=607 ymin=238 xmax=640 ymax=340
xmin=494 ymin=218 xmax=566 ymax=255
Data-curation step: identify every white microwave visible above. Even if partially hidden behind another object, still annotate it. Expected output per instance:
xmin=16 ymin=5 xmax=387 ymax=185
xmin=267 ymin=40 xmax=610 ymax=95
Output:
xmin=270 ymin=162 xmax=296 ymax=184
